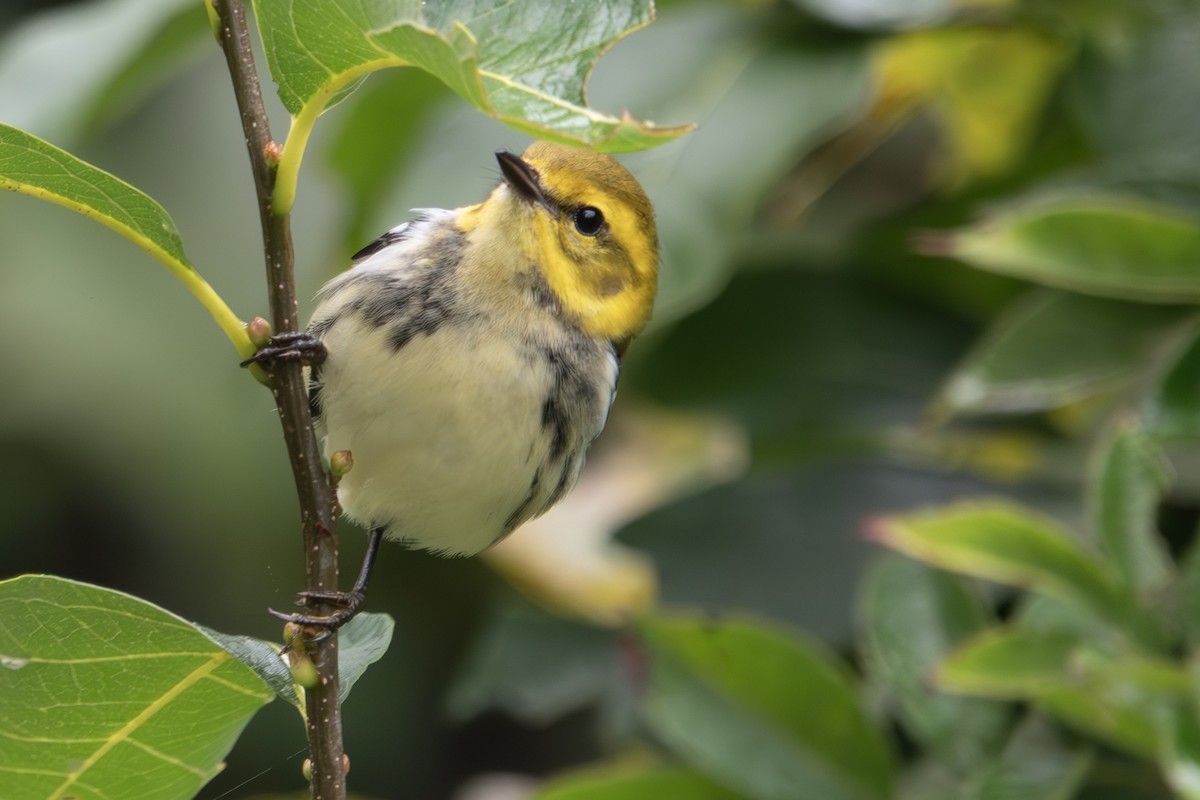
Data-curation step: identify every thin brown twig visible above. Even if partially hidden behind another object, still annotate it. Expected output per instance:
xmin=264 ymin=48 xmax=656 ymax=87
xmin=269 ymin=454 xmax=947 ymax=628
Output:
xmin=210 ymin=1 xmax=346 ymax=798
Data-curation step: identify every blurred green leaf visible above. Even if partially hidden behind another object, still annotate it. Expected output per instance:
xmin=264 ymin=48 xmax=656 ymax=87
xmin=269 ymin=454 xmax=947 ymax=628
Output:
xmin=620 ymin=460 xmax=1077 ymax=644
xmin=1179 ymin=544 xmax=1200 ymax=649
xmin=535 ymin=765 xmax=747 ymax=800
xmin=789 ymin=0 xmax=955 ymax=30
xmin=1088 ymin=418 xmax=1173 ymax=593
xmin=0 ymin=0 xmax=206 ymax=138
xmin=251 ymin=0 xmax=690 ymax=152
xmin=1161 ymin=705 xmax=1200 ymax=800
xmin=939 ymin=193 xmax=1200 ymax=303
xmin=0 ymin=575 xmax=273 ymax=800
xmin=1146 ymin=331 xmax=1200 ymax=441
xmin=937 ymin=628 xmax=1079 ymax=695
xmin=1015 ymin=594 xmax=1123 ymax=642
xmin=935 ymin=289 xmax=1198 ymax=416
xmin=857 ymin=556 xmax=1010 ymax=772
xmin=937 ymin=627 xmax=1170 ymax=757
xmin=78 ymin=2 xmax=211 ymax=134
xmin=639 ymin=614 xmax=893 ymax=800
xmin=642 ymin=39 xmax=872 ymax=321
xmin=337 ymin=611 xmax=394 ymax=706
xmin=0 ymin=122 xmax=252 ymax=355
xmin=626 ymin=271 xmax=970 ymax=455
xmin=446 ymin=603 xmax=619 ymax=725
xmin=1068 ymin=6 xmax=1200 ymax=169
xmin=966 ymin=714 xmax=1092 ymax=800
xmin=326 ymin=69 xmax=451 ymax=254
xmin=875 ymin=25 xmax=1067 ymax=187
xmin=871 ymin=502 xmax=1130 ymax=629
xmin=590 ymin=7 xmax=872 ymax=322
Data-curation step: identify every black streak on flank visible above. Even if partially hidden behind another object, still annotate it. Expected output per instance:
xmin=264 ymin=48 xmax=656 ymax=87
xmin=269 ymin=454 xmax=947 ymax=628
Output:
xmin=503 ymin=469 xmax=542 ymax=532
xmin=541 ymin=396 xmax=570 ymax=461
xmin=545 ymin=459 xmax=576 ymax=509
xmin=540 ymin=347 xmax=574 ymax=460
xmin=539 ymin=339 xmax=602 ymax=462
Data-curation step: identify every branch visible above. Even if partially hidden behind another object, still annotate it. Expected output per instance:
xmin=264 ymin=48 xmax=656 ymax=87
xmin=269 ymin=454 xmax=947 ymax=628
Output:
xmin=210 ymin=1 xmax=346 ymax=797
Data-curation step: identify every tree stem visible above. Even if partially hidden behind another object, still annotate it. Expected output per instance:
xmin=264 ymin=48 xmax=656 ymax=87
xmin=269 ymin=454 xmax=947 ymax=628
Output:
xmin=211 ymin=2 xmax=346 ymax=798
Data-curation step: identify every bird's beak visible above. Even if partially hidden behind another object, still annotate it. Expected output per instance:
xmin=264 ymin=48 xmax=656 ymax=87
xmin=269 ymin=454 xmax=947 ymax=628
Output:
xmin=496 ymin=150 xmax=550 ymax=209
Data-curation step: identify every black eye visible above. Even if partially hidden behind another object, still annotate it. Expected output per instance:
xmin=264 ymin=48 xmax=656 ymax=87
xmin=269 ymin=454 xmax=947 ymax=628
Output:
xmin=574 ymin=206 xmax=605 ymax=236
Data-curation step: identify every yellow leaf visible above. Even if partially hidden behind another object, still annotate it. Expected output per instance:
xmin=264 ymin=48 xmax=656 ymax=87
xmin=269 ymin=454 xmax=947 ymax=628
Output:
xmin=874 ymin=26 xmax=1068 ymax=186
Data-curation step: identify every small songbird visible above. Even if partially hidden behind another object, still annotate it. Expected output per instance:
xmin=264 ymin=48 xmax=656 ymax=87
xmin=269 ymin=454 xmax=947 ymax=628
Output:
xmin=251 ymin=142 xmax=658 ymax=627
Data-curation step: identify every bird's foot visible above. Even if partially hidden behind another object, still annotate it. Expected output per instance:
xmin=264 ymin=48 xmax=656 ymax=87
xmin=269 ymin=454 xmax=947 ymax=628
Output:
xmin=241 ymin=331 xmax=327 ymax=368
xmin=270 ymin=587 xmax=365 ymax=634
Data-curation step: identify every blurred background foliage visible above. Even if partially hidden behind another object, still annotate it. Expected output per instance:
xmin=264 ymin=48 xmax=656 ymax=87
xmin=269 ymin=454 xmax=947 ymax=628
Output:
xmin=3 ymin=0 xmax=1200 ymax=797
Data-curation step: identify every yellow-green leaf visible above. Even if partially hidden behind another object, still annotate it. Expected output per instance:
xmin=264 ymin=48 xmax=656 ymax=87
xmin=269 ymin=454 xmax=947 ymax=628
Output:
xmin=936 ymin=626 xmax=1184 ymax=758
xmin=934 ymin=289 xmax=1198 ymax=417
xmin=0 ymin=123 xmax=252 ymax=356
xmin=639 ymin=614 xmax=892 ymax=800
xmin=871 ymin=502 xmax=1123 ymax=621
xmin=1089 ymin=418 xmax=1173 ymax=593
xmin=941 ymin=193 xmax=1200 ymax=303
xmin=535 ymin=765 xmax=747 ymax=800
xmin=0 ymin=575 xmax=273 ymax=800
xmin=253 ymin=0 xmax=687 ymax=151
xmin=252 ymin=0 xmax=693 ymax=212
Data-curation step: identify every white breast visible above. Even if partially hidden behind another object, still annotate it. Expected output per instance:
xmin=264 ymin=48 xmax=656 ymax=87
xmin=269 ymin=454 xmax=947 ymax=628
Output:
xmin=316 ymin=313 xmax=560 ymax=555
xmin=308 ymin=214 xmax=618 ymax=556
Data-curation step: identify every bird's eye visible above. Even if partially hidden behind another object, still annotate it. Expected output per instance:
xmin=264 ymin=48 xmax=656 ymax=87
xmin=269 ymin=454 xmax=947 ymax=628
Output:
xmin=573 ymin=206 xmax=605 ymax=236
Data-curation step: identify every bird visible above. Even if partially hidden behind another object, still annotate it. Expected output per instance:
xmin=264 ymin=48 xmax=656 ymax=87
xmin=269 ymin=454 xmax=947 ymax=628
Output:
xmin=247 ymin=141 xmax=659 ymax=628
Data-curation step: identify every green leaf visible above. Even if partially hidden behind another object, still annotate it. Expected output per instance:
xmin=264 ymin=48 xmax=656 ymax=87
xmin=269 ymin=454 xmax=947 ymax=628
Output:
xmin=0 ymin=575 xmax=273 ymax=800
xmin=78 ymin=2 xmax=212 ymax=134
xmin=870 ymin=502 xmax=1128 ymax=627
xmin=934 ymin=289 xmax=1199 ymax=416
xmin=857 ymin=556 xmax=1010 ymax=772
xmin=253 ymin=0 xmax=695 ymax=213
xmin=325 ymin=68 xmax=451 ymax=253
xmin=0 ymin=0 xmax=207 ymax=137
xmin=966 ymin=714 xmax=1092 ymax=800
xmin=1088 ymin=418 xmax=1173 ymax=593
xmin=1146 ymin=331 xmax=1200 ymax=441
xmin=644 ymin=39 xmax=872 ymax=322
xmin=446 ymin=604 xmax=619 ymax=725
xmin=789 ymin=0 xmax=954 ymax=30
xmin=1160 ymin=704 xmax=1200 ymax=800
xmin=535 ymin=765 xmax=747 ymax=800
xmin=0 ymin=123 xmax=252 ymax=356
xmin=202 ymin=611 xmax=394 ymax=712
xmin=1182 ymin=545 xmax=1200 ymax=649
xmin=639 ymin=614 xmax=892 ymax=800
xmin=618 ymin=457 xmax=1078 ymax=645
xmin=939 ymin=192 xmax=1200 ymax=303
xmin=0 ymin=122 xmax=189 ymax=268
xmin=199 ymin=627 xmax=300 ymax=709
xmin=624 ymin=270 xmax=969 ymax=455
xmin=252 ymin=0 xmax=691 ymax=151
xmin=937 ymin=626 xmax=1182 ymax=758
xmin=336 ymin=611 xmax=394 ymax=706
xmin=1068 ymin=6 xmax=1200 ymax=169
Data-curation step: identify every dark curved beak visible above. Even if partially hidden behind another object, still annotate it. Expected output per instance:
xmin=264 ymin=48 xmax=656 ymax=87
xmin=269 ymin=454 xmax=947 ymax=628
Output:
xmin=496 ymin=150 xmax=548 ymax=208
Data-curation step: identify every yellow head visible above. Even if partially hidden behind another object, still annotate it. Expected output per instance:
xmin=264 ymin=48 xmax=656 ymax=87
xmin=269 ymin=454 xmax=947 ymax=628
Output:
xmin=478 ymin=142 xmax=659 ymax=347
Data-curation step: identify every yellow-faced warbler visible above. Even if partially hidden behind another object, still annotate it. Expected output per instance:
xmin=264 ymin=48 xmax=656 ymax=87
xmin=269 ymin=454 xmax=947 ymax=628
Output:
xmin=248 ymin=141 xmax=658 ymax=627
